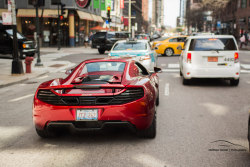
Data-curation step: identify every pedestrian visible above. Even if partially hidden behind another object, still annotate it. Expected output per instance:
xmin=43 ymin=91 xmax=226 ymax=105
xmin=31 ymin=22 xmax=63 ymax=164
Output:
xmin=84 ymin=34 xmax=89 ymax=48
xmin=88 ymin=32 xmax=93 ymax=47
xmin=240 ymin=30 xmax=249 ymax=48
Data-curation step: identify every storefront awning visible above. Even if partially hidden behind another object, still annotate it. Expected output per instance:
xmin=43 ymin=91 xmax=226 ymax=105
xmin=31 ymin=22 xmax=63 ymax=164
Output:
xmin=17 ymin=9 xmax=68 ymax=18
xmin=93 ymin=15 xmax=104 ymax=23
xmin=77 ymin=11 xmax=93 ymax=21
xmin=0 ymin=9 xmax=8 ymax=17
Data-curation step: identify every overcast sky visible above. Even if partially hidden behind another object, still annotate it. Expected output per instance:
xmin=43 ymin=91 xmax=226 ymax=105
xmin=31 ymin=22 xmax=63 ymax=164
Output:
xmin=149 ymin=0 xmax=180 ymax=28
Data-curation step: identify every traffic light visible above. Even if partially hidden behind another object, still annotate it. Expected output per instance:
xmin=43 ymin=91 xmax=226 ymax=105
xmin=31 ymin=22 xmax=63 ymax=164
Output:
xmin=59 ymin=15 xmax=64 ymax=21
xmin=107 ymin=6 xmax=111 ymax=23
xmin=61 ymin=3 xmax=66 ymax=16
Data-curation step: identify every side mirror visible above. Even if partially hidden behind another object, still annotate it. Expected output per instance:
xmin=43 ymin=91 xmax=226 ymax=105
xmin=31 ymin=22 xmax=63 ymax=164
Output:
xmin=177 ymin=45 xmax=183 ymax=51
xmin=154 ymin=67 xmax=162 ymax=73
xmin=65 ymin=69 xmax=74 ymax=75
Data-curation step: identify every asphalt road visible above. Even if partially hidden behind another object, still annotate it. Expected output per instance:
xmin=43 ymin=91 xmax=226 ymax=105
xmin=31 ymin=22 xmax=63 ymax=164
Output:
xmin=1 ymin=49 xmax=250 ymax=167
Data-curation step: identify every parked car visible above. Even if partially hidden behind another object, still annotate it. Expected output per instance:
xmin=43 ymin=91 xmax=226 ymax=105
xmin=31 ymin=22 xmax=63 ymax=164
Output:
xmin=154 ymin=36 xmax=188 ymax=56
xmin=109 ymin=39 xmax=158 ymax=71
xmin=91 ymin=31 xmax=130 ymax=54
xmin=179 ymin=35 xmax=240 ymax=86
xmin=136 ymin=34 xmax=150 ymax=41
xmin=33 ymin=58 xmax=161 ymax=138
xmin=0 ymin=22 xmax=36 ymax=59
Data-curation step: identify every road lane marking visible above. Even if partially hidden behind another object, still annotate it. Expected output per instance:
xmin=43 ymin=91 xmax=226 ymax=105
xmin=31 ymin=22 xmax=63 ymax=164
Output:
xmin=162 ymin=69 xmax=179 ymax=73
xmin=38 ymin=75 xmax=49 ymax=80
xmin=168 ymin=64 xmax=180 ymax=68
xmin=161 ymin=64 xmax=166 ymax=67
xmin=164 ymin=83 xmax=169 ymax=96
xmin=9 ymin=94 xmax=34 ymax=102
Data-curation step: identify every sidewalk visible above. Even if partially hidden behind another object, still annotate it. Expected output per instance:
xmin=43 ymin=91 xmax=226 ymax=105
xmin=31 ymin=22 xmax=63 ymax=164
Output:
xmin=0 ymin=47 xmax=95 ymax=88
xmin=239 ymin=42 xmax=250 ymax=51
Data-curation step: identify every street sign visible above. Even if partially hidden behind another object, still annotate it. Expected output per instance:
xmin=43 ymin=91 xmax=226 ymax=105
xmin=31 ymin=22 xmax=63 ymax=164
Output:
xmin=2 ymin=12 xmax=12 ymax=25
xmin=217 ymin=21 xmax=221 ymax=29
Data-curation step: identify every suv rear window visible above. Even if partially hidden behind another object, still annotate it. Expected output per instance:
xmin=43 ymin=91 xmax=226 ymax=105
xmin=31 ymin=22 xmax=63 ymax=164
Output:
xmin=94 ymin=32 xmax=106 ymax=39
xmin=189 ymin=38 xmax=237 ymax=51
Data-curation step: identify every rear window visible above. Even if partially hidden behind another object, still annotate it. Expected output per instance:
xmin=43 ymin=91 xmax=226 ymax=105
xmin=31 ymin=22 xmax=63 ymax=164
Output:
xmin=94 ymin=32 xmax=106 ymax=39
xmin=189 ymin=38 xmax=237 ymax=51
xmin=113 ymin=42 xmax=147 ymax=51
xmin=107 ymin=33 xmax=129 ymax=39
xmin=80 ymin=62 xmax=126 ymax=75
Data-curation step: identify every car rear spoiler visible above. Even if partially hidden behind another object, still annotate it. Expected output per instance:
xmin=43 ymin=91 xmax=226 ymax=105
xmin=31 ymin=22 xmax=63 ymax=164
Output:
xmin=37 ymin=84 xmax=144 ymax=97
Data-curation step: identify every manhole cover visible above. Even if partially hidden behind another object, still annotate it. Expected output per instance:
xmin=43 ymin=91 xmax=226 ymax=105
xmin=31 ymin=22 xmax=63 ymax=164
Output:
xmin=49 ymin=64 xmax=65 ymax=68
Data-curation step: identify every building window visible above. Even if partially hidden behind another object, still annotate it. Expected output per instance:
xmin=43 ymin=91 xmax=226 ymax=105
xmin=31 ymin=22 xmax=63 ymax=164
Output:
xmin=241 ymin=0 xmax=247 ymax=8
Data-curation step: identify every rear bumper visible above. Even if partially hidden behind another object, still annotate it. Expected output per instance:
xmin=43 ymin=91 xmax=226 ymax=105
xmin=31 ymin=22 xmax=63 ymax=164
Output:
xmin=46 ymin=121 xmax=136 ymax=132
xmin=182 ymin=63 xmax=240 ymax=79
xmin=33 ymin=97 xmax=154 ymax=131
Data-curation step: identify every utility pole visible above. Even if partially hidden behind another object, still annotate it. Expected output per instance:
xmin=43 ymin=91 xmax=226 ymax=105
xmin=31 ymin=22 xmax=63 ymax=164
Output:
xmin=128 ymin=0 xmax=131 ymax=33
xmin=10 ymin=0 xmax=24 ymax=74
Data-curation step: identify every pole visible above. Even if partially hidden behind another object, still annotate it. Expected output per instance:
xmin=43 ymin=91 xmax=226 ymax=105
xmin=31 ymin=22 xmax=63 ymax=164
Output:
xmin=57 ymin=3 xmax=61 ymax=50
xmin=35 ymin=6 xmax=43 ymax=66
xmin=10 ymin=0 xmax=23 ymax=74
xmin=128 ymin=0 xmax=131 ymax=33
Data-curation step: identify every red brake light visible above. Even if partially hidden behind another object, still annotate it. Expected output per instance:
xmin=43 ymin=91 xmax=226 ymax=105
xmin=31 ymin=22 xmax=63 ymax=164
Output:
xmin=187 ymin=53 xmax=192 ymax=63
xmin=234 ymin=52 xmax=239 ymax=63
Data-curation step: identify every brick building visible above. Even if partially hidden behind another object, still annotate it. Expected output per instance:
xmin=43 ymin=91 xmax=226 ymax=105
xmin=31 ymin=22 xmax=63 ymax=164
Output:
xmin=217 ymin=0 xmax=250 ymax=39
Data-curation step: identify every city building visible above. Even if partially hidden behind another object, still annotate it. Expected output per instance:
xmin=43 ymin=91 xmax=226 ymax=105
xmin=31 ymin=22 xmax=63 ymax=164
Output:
xmin=123 ymin=0 xmax=143 ymax=33
xmin=179 ymin=0 xmax=187 ymax=27
xmin=215 ymin=0 xmax=250 ymax=39
xmin=0 ymin=0 xmax=112 ymax=47
xmin=151 ymin=0 xmax=164 ymax=31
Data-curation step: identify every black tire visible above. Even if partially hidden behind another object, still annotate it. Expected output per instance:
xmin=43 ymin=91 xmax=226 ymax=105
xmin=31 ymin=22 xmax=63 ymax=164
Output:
xmin=182 ymin=76 xmax=190 ymax=85
xmin=137 ymin=110 xmax=156 ymax=139
xmin=156 ymin=93 xmax=159 ymax=106
xmin=98 ymin=49 xmax=105 ymax=54
xmin=35 ymin=128 xmax=56 ymax=138
xmin=230 ymin=79 xmax=239 ymax=86
xmin=164 ymin=48 xmax=174 ymax=57
xmin=248 ymin=116 xmax=250 ymax=152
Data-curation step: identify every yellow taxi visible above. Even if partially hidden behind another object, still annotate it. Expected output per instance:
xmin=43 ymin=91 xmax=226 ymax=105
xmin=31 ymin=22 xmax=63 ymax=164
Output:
xmin=153 ymin=36 xmax=188 ymax=56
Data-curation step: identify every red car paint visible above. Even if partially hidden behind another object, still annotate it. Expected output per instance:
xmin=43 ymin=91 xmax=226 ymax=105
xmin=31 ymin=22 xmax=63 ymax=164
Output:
xmin=33 ymin=58 xmax=159 ymax=131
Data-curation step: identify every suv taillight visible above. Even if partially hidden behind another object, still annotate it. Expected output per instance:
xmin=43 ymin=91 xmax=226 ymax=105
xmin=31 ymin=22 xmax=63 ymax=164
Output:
xmin=187 ymin=53 xmax=192 ymax=63
xmin=234 ymin=52 xmax=239 ymax=63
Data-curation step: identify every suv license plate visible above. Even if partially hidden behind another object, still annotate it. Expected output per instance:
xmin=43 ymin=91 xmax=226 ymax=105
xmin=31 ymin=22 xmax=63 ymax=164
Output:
xmin=208 ymin=57 xmax=218 ymax=62
xmin=76 ymin=109 xmax=98 ymax=121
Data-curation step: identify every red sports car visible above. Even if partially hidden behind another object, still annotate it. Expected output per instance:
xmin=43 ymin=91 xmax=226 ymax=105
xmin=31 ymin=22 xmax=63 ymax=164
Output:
xmin=33 ymin=58 xmax=161 ymax=138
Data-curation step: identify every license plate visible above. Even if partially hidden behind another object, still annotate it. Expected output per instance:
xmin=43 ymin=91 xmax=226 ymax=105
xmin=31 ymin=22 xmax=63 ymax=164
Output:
xmin=76 ymin=109 xmax=98 ymax=121
xmin=97 ymin=45 xmax=100 ymax=48
xmin=208 ymin=57 xmax=218 ymax=62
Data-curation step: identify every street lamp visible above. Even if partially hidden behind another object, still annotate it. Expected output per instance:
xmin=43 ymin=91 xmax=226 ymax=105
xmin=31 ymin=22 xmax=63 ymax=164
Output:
xmin=31 ymin=0 xmax=45 ymax=66
xmin=9 ymin=0 xmax=24 ymax=74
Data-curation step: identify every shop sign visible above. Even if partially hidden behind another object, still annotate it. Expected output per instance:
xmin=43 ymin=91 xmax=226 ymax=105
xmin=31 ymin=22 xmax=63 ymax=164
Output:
xmin=75 ymin=0 xmax=91 ymax=8
xmin=2 ymin=12 xmax=12 ymax=25
xmin=120 ymin=0 xmax=124 ymax=9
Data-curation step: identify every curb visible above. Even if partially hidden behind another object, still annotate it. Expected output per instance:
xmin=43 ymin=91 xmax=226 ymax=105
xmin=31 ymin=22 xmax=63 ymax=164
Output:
xmin=0 ymin=71 xmax=49 ymax=88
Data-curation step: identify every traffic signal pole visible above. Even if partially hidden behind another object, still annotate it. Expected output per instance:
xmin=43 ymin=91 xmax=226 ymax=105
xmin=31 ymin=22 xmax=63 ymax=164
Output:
xmin=10 ymin=0 xmax=24 ymax=74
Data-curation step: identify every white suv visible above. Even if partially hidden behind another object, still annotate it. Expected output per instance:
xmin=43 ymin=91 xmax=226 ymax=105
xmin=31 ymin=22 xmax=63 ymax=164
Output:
xmin=179 ymin=35 xmax=240 ymax=86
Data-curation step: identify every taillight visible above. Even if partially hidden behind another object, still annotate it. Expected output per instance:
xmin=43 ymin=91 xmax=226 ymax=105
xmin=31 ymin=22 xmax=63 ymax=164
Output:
xmin=187 ymin=53 xmax=192 ymax=63
xmin=234 ymin=52 xmax=239 ymax=63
